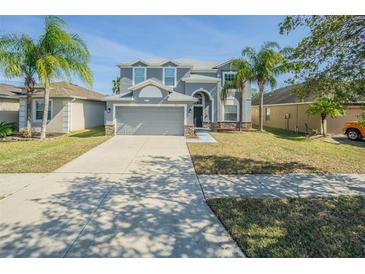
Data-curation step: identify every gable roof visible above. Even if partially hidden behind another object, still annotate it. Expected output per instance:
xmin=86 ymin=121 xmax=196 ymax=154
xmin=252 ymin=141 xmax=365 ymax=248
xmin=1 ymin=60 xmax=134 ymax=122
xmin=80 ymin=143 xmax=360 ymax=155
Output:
xmin=182 ymin=74 xmax=220 ymax=83
xmin=251 ymin=85 xmax=312 ymax=105
xmin=168 ymin=91 xmax=198 ymax=102
xmin=0 ymin=84 xmax=23 ymax=99
xmin=103 ymin=91 xmax=133 ymax=102
xmin=128 ymin=79 xmax=173 ymax=92
xmin=212 ymin=58 xmax=235 ymax=69
xmin=118 ymin=58 xmax=190 ymax=68
xmin=29 ymin=82 xmax=106 ymax=101
xmin=118 ymin=58 xmax=223 ymax=70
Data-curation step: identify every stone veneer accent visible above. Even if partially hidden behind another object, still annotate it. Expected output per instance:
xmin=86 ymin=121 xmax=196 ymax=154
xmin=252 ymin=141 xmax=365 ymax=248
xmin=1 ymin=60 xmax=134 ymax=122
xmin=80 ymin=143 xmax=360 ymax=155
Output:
xmin=211 ymin=121 xmax=252 ymax=131
xmin=105 ymin=124 xmax=115 ymax=136
xmin=240 ymin=122 xmax=252 ymax=130
xmin=184 ymin=125 xmax=195 ymax=137
xmin=211 ymin=122 xmax=239 ymax=131
xmin=202 ymin=122 xmax=211 ymax=129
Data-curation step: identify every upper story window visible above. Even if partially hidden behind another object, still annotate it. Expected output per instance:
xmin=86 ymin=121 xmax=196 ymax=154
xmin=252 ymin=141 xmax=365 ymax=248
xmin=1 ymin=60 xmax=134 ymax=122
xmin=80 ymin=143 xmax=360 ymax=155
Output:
xmin=163 ymin=67 xmax=176 ymax=86
xmin=222 ymin=71 xmax=237 ymax=86
xmin=133 ymin=67 xmax=146 ymax=85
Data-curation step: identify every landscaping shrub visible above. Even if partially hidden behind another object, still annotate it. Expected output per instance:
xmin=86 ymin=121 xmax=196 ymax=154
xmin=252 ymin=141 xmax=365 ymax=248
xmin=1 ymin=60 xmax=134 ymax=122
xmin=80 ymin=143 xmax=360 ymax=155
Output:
xmin=0 ymin=122 xmax=17 ymax=138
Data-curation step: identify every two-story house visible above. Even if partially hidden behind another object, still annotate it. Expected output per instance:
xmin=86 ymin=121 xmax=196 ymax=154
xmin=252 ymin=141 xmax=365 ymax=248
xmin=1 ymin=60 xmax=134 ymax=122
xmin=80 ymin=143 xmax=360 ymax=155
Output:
xmin=104 ymin=58 xmax=252 ymax=136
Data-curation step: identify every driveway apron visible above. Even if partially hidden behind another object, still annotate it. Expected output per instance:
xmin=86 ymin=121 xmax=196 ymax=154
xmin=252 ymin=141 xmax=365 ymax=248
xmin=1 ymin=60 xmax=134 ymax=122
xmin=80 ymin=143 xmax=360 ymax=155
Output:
xmin=0 ymin=136 xmax=243 ymax=258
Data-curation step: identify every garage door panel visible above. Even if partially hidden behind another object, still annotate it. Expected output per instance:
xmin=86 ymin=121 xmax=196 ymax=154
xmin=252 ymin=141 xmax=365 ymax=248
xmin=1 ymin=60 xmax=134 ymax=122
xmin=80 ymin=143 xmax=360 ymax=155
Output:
xmin=116 ymin=106 xmax=184 ymax=136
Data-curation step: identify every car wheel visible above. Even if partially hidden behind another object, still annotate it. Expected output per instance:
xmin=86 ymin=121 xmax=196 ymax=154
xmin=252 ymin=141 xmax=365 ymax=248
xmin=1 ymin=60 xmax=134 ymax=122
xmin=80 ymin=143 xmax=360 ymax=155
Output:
xmin=347 ymin=129 xmax=361 ymax=141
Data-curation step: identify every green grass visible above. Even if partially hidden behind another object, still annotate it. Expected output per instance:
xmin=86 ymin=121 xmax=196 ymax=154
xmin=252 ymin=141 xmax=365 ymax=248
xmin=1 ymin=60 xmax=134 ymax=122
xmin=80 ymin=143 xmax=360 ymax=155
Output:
xmin=208 ymin=195 xmax=365 ymax=257
xmin=188 ymin=127 xmax=365 ymax=174
xmin=0 ymin=126 xmax=110 ymax=173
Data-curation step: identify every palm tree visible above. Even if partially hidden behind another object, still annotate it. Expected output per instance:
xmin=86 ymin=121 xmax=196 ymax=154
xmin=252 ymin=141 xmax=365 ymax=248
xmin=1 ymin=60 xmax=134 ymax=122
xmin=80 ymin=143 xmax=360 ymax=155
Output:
xmin=0 ymin=34 xmax=38 ymax=135
xmin=0 ymin=16 xmax=93 ymax=140
xmin=307 ymin=98 xmax=345 ymax=136
xmin=36 ymin=16 xmax=92 ymax=139
xmin=222 ymin=59 xmax=254 ymax=126
xmin=222 ymin=42 xmax=288 ymax=132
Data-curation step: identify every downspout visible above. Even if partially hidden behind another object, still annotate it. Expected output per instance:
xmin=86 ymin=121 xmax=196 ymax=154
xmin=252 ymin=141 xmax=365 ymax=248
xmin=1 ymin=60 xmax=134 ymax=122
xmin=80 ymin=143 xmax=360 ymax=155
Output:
xmin=69 ymin=97 xmax=76 ymax=132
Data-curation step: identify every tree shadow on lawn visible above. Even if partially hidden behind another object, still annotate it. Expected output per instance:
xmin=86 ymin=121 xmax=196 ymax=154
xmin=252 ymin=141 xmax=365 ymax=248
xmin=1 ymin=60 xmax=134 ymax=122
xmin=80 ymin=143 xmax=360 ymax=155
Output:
xmin=0 ymin=155 xmax=241 ymax=258
xmin=69 ymin=126 xmax=105 ymax=138
xmin=191 ymin=155 xmax=321 ymax=174
xmin=251 ymin=126 xmax=306 ymax=141
xmin=208 ymin=195 xmax=365 ymax=257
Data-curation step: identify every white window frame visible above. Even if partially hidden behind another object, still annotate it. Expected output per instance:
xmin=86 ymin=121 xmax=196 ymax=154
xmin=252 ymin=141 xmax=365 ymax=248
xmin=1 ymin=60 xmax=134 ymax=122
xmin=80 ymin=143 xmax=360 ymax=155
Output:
xmin=32 ymin=99 xmax=53 ymax=122
xmin=133 ymin=66 xmax=147 ymax=85
xmin=222 ymin=71 xmax=237 ymax=86
xmin=223 ymin=97 xmax=239 ymax=122
xmin=162 ymin=67 xmax=177 ymax=87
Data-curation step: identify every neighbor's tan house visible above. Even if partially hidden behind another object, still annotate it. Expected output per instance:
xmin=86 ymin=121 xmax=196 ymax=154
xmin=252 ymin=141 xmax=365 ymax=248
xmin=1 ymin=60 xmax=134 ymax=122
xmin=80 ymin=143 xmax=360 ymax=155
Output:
xmin=18 ymin=82 xmax=106 ymax=133
xmin=0 ymin=84 xmax=23 ymax=124
xmin=252 ymin=86 xmax=364 ymax=134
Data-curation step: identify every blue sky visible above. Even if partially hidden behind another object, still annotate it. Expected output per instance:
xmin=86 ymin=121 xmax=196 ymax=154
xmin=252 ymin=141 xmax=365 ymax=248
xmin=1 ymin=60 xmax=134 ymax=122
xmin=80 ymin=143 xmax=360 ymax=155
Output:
xmin=0 ymin=16 xmax=306 ymax=95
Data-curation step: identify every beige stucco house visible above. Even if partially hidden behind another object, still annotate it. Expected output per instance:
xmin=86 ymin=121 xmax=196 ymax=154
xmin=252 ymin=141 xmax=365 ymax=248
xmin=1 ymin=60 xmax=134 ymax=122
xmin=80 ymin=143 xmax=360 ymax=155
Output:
xmin=252 ymin=86 xmax=364 ymax=134
xmin=18 ymin=82 xmax=106 ymax=133
xmin=0 ymin=84 xmax=22 ymax=124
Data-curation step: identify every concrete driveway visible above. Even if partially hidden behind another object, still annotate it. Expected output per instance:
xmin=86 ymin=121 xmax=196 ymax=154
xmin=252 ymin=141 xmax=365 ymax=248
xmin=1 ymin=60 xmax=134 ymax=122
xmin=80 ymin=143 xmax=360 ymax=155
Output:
xmin=0 ymin=136 xmax=243 ymax=258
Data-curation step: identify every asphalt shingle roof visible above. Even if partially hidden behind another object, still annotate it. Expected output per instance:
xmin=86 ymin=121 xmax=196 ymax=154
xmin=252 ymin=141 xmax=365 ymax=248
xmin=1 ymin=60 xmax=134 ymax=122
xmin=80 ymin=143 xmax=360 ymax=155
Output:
xmin=31 ymin=82 xmax=106 ymax=101
xmin=251 ymin=85 xmax=311 ymax=105
xmin=0 ymin=84 xmax=23 ymax=98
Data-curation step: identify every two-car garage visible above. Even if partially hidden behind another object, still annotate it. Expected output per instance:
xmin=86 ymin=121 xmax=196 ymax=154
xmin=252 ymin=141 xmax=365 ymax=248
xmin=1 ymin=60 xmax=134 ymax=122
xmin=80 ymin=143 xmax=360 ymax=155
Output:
xmin=115 ymin=106 xmax=185 ymax=136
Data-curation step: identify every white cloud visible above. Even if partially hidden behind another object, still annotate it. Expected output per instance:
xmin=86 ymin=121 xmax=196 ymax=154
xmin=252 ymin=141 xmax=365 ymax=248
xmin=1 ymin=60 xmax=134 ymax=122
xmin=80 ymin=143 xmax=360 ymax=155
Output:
xmin=82 ymin=33 xmax=159 ymax=65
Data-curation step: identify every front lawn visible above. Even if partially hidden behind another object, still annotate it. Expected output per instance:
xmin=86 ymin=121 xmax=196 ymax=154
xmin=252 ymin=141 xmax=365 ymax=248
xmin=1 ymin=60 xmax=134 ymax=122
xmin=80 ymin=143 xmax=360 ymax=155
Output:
xmin=0 ymin=126 xmax=110 ymax=173
xmin=208 ymin=195 xmax=365 ymax=257
xmin=188 ymin=127 xmax=365 ymax=174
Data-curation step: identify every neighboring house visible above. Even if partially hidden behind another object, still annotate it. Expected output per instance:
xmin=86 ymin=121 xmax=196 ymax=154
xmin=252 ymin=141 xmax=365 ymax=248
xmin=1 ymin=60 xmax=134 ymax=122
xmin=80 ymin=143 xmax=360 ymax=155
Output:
xmin=251 ymin=85 xmax=365 ymax=134
xmin=19 ymin=82 xmax=106 ymax=133
xmin=104 ymin=58 xmax=252 ymax=136
xmin=0 ymin=84 xmax=22 ymax=124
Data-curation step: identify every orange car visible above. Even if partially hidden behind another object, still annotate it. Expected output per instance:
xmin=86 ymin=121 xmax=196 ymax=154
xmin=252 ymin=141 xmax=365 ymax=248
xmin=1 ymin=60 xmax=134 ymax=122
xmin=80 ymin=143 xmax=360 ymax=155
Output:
xmin=343 ymin=121 xmax=365 ymax=141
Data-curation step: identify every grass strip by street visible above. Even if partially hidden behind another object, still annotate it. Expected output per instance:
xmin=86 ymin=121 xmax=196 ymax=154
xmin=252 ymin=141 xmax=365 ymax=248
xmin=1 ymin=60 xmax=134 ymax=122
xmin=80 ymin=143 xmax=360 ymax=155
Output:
xmin=0 ymin=126 xmax=110 ymax=173
xmin=208 ymin=195 xmax=365 ymax=257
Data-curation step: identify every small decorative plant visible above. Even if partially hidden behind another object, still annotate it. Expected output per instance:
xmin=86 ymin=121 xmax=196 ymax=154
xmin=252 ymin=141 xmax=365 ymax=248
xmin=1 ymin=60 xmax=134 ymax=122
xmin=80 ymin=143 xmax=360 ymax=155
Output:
xmin=22 ymin=128 xmax=32 ymax=138
xmin=0 ymin=122 xmax=17 ymax=138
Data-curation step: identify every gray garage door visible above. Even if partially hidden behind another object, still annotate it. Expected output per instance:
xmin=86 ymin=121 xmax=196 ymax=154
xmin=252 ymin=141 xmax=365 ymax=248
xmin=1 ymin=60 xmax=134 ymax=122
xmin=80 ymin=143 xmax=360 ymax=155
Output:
xmin=116 ymin=106 xmax=184 ymax=136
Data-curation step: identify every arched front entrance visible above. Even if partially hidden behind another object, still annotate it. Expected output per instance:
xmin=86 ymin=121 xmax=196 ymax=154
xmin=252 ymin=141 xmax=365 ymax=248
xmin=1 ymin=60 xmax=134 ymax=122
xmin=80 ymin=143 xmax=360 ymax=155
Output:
xmin=192 ymin=89 xmax=214 ymax=128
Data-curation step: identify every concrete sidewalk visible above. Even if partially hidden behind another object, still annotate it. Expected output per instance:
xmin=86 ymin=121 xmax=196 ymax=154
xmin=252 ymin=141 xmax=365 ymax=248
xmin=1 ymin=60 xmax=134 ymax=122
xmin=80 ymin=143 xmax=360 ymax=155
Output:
xmin=0 ymin=136 xmax=243 ymax=258
xmin=198 ymin=174 xmax=365 ymax=199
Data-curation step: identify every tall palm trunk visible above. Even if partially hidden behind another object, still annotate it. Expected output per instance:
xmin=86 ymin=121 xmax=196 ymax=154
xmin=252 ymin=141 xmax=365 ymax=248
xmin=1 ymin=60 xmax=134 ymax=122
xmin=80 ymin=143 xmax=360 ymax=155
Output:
xmin=258 ymin=83 xmax=265 ymax=132
xmin=40 ymin=82 xmax=49 ymax=140
xmin=321 ymin=114 xmax=327 ymax=136
xmin=24 ymin=76 xmax=34 ymax=135
xmin=238 ymin=91 xmax=243 ymax=130
xmin=238 ymin=82 xmax=246 ymax=130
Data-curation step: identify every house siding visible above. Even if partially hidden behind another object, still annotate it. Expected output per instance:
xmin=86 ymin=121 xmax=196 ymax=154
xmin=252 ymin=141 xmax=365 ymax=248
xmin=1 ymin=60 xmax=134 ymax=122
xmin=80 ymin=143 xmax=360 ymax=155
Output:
xmin=0 ymin=98 xmax=19 ymax=124
xmin=71 ymin=99 xmax=105 ymax=131
xmin=19 ymin=97 xmax=104 ymax=133
xmin=147 ymin=68 xmax=163 ymax=82
xmin=251 ymin=103 xmax=364 ymax=134
xmin=120 ymin=67 xmax=133 ymax=93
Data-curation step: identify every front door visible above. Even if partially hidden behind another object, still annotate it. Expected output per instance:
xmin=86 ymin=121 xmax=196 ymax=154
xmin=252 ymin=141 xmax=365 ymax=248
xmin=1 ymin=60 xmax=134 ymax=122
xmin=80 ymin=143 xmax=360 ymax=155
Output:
xmin=194 ymin=106 xmax=203 ymax=127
